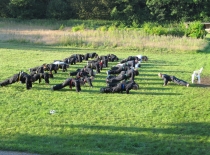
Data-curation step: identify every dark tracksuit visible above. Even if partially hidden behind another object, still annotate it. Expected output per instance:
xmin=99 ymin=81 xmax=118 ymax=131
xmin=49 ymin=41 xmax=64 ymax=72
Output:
xmin=84 ymin=53 xmax=98 ymax=60
xmin=159 ymin=74 xmax=173 ymax=86
xmin=99 ymin=56 xmax=108 ymax=67
xmin=108 ymin=65 xmax=130 ymax=75
xmin=44 ymin=64 xmax=58 ymax=78
xmin=100 ymin=80 xmax=139 ymax=94
xmin=122 ymin=60 xmax=136 ymax=68
xmin=120 ymin=56 xmax=139 ymax=63
xmin=69 ymin=54 xmax=83 ymax=63
xmin=32 ymin=73 xmax=49 ymax=84
xmin=0 ymin=71 xmax=32 ymax=89
xmin=51 ymin=78 xmax=81 ymax=92
xmin=29 ymin=66 xmax=44 ymax=74
xmin=107 ymin=54 xmax=119 ymax=62
xmin=63 ymin=57 xmax=76 ymax=65
xmin=171 ymin=76 xmax=188 ymax=86
xmin=57 ymin=64 xmax=67 ymax=72
xmin=76 ymin=71 xmax=93 ymax=87
xmin=107 ymin=69 xmax=138 ymax=83
xmin=70 ymin=67 xmax=94 ymax=77
xmin=87 ymin=61 xmax=101 ymax=73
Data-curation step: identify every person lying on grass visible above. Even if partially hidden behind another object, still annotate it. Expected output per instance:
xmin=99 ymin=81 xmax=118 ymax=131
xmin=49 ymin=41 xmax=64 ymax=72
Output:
xmin=158 ymin=73 xmax=189 ymax=87
xmin=100 ymin=80 xmax=139 ymax=94
xmin=0 ymin=71 xmax=33 ymax=90
xmin=106 ymin=69 xmax=139 ymax=83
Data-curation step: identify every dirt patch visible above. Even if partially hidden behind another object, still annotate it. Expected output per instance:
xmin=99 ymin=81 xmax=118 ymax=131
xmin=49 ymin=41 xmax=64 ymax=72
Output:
xmin=194 ymin=76 xmax=210 ymax=87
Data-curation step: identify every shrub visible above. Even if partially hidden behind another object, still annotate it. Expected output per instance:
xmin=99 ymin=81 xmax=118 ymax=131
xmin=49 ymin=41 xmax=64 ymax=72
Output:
xmin=71 ymin=24 xmax=85 ymax=32
xmin=185 ymin=21 xmax=208 ymax=39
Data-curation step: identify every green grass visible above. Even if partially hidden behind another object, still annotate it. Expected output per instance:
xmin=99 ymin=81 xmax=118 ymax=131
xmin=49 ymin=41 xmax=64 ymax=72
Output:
xmin=0 ymin=42 xmax=210 ymax=155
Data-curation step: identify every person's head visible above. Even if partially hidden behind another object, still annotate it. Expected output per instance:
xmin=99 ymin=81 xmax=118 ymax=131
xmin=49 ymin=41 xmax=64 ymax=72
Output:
xmin=158 ymin=73 xmax=162 ymax=78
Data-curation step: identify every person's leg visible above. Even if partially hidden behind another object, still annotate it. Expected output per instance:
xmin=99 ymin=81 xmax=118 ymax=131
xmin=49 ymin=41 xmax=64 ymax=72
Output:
xmin=173 ymin=77 xmax=189 ymax=86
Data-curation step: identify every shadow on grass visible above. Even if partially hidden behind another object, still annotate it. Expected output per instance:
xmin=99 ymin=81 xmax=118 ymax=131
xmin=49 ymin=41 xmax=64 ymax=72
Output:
xmin=133 ymin=91 xmax=182 ymax=95
xmin=1 ymin=122 xmax=209 ymax=155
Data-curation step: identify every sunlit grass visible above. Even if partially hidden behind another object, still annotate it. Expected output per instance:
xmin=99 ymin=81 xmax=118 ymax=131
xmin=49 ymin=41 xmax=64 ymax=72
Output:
xmin=0 ymin=42 xmax=210 ymax=155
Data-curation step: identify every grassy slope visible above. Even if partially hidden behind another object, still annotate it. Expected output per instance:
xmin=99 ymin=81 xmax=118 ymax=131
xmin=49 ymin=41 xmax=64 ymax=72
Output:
xmin=0 ymin=42 xmax=210 ymax=155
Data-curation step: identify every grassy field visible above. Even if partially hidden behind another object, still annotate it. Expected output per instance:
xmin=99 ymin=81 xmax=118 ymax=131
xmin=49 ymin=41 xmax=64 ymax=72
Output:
xmin=0 ymin=19 xmax=210 ymax=155
xmin=0 ymin=42 xmax=210 ymax=155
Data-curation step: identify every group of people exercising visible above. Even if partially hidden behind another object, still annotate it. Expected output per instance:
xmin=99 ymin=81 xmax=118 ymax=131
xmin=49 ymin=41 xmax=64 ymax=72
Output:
xmin=0 ymin=52 xmax=189 ymax=93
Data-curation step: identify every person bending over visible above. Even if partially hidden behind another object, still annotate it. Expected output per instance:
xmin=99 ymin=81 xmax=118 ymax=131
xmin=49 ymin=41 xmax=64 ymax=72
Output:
xmin=158 ymin=73 xmax=189 ymax=87
xmin=0 ymin=71 xmax=33 ymax=90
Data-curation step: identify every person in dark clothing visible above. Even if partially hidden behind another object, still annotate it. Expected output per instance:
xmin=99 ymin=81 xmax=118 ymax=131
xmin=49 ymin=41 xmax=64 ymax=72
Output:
xmin=43 ymin=63 xmax=58 ymax=78
xmin=87 ymin=60 xmax=102 ymax=73
xmin=158 ymin=73 xmax=189 ymax=87
xmin=106 ymin=65 xmax=130 ymax=75
xmin=0 ymin=71 xmax=33 ymax=89
xmin=120 ymin=56 xmax=140 ymax=63
xmin=31 ymin=72 xmax=50 ymax=84
xmin=53 ymin=61 xmax=69 ymax=72
xmin=106 ymin=69 xmax=139 ymax=83
xmin=63 ymin=57 xmax=77 ymax=65
xmin=84 ymin=52 xmax=98 ymax=60
xmin=70 ymin=66 xmax=95 ymax=77
xmin=29 ymin=66 xmax=44 ymax=74
xmin=120 ymin=60 xmax=139 ymax=68
xmin=51 ymin=78 xmax=81 ymax=92
xmin=107 ymin=54 xmax=119 ymax=62
xmin=96 ymin=55 xmax=109 ymax=67
xmin=100 ymin=80 xmax=139 ymax=94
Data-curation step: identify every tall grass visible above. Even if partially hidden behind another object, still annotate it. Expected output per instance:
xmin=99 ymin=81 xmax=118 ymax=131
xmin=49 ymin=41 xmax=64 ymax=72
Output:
xmin=0 ymin=19 xmax=208 ymax=52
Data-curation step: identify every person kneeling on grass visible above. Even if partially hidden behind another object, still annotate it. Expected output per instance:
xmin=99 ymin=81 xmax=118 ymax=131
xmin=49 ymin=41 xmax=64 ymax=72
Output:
xmin=158 ymin=73 xmax=189 ymax=87
xmin=51 ymin=78 xmax=81 ymax=92
xmin=100 ymin=80 xmax=139 ymax=94
xmin=0 ymin=71 xmax=33 ymax=90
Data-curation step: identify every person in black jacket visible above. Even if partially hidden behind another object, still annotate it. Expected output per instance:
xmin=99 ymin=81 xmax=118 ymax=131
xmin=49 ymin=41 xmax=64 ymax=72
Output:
xmin=31 ymin=72 xmax=50 ymax=84
xmin=87 ymin=60 xmax=102 ymax=73
xmin=100 ymin=80 xmax=139 ymax=94
xmin=158 ymin=73 xmax=189 ymax=87
xmin=106 ymin=65 xmax=130 ymax=75
xmin=107 ymin=54 xmax=119 ymax=62
xmin=84 ymin=52 xmax=98 ymax=60
xmin=51 ymin=78 xmax=81 ymax=92
xmin=0 ymin=71 xmax=33 ymax=89
xmin=120 ymin=56 xmax=140 ymax=63
xmin=106 ymin=69 xmax=139 ymax=83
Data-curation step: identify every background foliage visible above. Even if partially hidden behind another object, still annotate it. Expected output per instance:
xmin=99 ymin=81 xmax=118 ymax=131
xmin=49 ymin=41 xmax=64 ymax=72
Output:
xmin=0 ymin=0 xmax=210 ymax=25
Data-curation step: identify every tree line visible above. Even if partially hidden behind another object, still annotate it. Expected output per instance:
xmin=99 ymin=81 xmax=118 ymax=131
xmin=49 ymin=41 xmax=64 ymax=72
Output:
xmin=1 ymin=0 xmax=210 ymax=26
